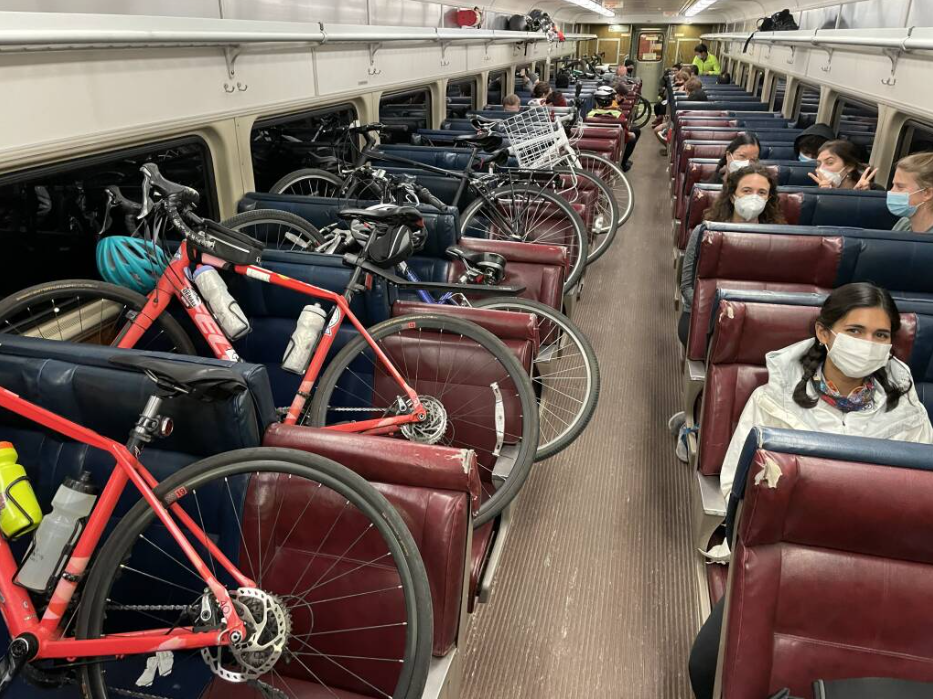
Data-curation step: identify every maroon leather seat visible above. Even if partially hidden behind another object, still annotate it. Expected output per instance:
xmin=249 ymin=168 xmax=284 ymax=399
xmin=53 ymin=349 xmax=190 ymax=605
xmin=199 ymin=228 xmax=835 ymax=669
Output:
xmin=577 ymin=125 xmax=624 ymax=162
xmin=719 ymin=443 xmax=933 ymax=698
xmin=696 ymin=297 xmax=916 ymax=480
xmin=453 ymin=238 xmax=568 ymax=312
xmin=673 ymin=143 xmax=733 ymax=196
xmin=262 ymin=425 xmax=481 ymax=657
xmin=676 ymin=188 xmax=804 ymax=251
xmin=574 ymin=137 xmax=620 ymax=166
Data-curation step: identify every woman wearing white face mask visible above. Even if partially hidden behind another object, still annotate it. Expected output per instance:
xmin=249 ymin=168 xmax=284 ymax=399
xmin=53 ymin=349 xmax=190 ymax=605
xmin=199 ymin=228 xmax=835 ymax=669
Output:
xmin=889 ymin=152 xmax=933 ymax=233
xmin=809 ymin=139 xmax=880 ymax=190
xmin=677 ymin=165 xmax=786 ymax=347
xmin=718 ymin=283 xmax=933 ymax=501
xmin=707 ymin=134 xmax=761 ymax=183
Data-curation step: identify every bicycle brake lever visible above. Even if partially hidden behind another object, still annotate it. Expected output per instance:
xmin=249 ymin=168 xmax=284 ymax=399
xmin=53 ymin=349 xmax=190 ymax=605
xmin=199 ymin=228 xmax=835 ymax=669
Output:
xmin=139 ymin=169 xmax=153 ymax=219
xmin=98 ymin=189 xmax=115 ymax=237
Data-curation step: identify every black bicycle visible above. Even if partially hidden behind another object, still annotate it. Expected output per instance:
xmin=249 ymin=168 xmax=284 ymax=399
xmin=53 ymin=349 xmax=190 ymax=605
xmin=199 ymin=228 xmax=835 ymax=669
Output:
xmin=269 ymin=124 xmax=590 ymax=290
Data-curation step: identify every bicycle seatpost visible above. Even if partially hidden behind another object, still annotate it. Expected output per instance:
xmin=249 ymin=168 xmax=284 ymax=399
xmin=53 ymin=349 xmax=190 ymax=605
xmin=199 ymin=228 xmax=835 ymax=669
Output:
xmin=126 ymin=395 xmax=172 ymax=456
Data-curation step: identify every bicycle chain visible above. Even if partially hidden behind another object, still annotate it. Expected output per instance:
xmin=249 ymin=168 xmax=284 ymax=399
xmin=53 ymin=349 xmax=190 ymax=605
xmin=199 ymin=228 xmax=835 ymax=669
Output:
xmin=106 ymin=604 xmax=189 ymax=612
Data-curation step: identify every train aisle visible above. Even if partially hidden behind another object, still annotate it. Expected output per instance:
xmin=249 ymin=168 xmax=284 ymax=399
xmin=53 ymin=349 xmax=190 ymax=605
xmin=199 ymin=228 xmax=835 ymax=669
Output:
xmin=462 ymin=142 xmax=699 ymax=698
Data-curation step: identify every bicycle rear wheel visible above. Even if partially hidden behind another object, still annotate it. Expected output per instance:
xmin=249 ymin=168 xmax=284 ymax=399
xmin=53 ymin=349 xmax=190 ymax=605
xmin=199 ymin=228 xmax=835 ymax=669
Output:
xmin=550 ymin=169 xmax=619 ymax=265
xmin=0 ymin=280 xmax=195 ymax=354
xmin=630 ymin=95 xmax=653 ymax=129
xmin=573 ymin=151 xmax=634 ymax=230
xmin=222 ymin=210 xmax=325 ymax=252
xmin=469 ymin=297 xmax=600 ymax=460
xmin=459 ymin=184 xmax=588 ymax=294
xmin=308 ymin=314 xmax=539 ymax=527
xmin=269 ymin=168 xmax=344 ymax=198
xmin=76 ymin=448 xmax=433 ymax=699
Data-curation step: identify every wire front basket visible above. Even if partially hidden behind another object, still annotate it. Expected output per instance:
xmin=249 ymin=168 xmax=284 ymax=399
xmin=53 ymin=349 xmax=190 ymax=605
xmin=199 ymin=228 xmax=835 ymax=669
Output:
xmin=498 ymin=107 xmax=572 ymax=169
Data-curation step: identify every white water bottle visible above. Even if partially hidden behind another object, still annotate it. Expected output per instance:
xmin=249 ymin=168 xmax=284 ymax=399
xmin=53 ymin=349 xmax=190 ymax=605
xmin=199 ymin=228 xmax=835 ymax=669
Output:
xmin=282 ymin=304 xmax=328 ymax=375
xmin=193 ymin=266 xmax=250 ymax=340
xmin=17 ymin=472 xmax=97 ymax=593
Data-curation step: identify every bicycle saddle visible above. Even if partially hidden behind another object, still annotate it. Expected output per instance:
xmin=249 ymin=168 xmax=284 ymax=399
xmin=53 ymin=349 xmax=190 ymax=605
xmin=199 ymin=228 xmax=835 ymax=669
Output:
xmin=108 ymin=355 xmax=248 ymax=402
xmin=338 ymin=206 xmax=425 ymax=229
xmin=453 ymin=132 xmax=504 ymax=151
xmin=478 ymin=148 xmax=511 ymax=169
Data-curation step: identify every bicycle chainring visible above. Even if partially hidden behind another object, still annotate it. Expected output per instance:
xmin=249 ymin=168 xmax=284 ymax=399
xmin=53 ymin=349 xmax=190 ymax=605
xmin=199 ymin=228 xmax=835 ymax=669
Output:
xmin=400 ymin=395 xmax=448 ymax=445
xmin=201 ymin=588 xmax=292 ymax=683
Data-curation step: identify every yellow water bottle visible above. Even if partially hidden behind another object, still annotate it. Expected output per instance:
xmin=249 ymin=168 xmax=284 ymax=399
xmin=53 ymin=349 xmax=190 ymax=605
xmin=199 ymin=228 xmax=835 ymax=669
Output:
xmin=0 ymin=442 xmax=43 ymax=539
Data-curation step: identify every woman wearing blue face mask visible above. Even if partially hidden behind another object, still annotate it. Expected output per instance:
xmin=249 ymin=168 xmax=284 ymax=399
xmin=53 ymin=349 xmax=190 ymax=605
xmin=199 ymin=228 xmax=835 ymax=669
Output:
xmin=689 ymin=283 xmax=933 ymax=699
xmin=889 ymin=153 xmax=933 ymax=233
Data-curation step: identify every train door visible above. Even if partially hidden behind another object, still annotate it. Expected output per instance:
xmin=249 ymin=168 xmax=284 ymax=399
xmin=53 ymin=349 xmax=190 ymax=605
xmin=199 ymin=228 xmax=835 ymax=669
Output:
xmin=633 ymin=28 xmax=665 ymax=93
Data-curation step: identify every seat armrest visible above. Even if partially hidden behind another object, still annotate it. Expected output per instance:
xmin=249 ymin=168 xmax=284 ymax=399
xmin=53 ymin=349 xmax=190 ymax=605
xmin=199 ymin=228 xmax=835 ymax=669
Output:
xmin=263 ymin=423 xmax=481 ymax=513
xmin=698 ymin=472 xmax=726 ymax=517
xmin=392 ymin=300 xmax=538 ymax=346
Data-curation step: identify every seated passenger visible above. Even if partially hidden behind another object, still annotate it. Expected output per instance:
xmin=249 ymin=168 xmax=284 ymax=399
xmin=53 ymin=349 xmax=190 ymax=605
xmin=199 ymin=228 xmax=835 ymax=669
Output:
xmin=809 ymin=139 xmax=879 ymax=190
xmin=793 ymin=122 xmax=835 ymax=162
xmin=889 ymin=152 xmax=933 ymax=233
xmin=678 ymin=163 xmax=786 ymax=347
xmin=502 ymin=94 xmax=522 ymax=113
xmin=527 ymin=82 xmax=551 ymax=106
xmin=706 ymin=134 xmax=761 ymax=183
xmin=689 ymin=283 xmax=933 ymax=699
xmin=716 ymin=72 xmax=731 ymax=85
xmin=684 ymin=77 xmax=708 ymax=102
xmin=546 ymin=88 xmax=568 ymax=108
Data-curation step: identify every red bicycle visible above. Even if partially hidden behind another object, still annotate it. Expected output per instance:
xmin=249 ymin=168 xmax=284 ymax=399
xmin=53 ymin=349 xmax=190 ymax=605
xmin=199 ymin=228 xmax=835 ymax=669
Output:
xmin=0 ymin=164 xmax=539 ymax=526
xmin=0 ymin=354 xmax=432 ymax=698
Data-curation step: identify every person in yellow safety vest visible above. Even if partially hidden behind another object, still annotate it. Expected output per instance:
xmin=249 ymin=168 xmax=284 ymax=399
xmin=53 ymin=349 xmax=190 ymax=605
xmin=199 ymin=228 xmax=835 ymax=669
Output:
xmin=692 ymin=43 xmax=721 ymax=76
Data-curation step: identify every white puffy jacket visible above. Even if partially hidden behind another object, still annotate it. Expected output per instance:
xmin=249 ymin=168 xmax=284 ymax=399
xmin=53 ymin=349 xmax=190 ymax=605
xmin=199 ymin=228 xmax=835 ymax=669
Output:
xmin=719 ymin=338 xmax=933 ymax=500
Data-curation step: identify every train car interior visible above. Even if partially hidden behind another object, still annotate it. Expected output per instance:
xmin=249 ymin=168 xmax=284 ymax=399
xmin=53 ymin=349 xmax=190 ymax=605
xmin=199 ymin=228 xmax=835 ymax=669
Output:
xmin=1 ymin=1 xmax=933 ymax=698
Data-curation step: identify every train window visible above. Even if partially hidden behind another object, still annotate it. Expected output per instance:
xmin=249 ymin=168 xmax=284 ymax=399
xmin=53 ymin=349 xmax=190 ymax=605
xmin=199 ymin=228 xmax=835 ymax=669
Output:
xmin=752 ymin=70 xmax=764 ymax=99
xmin=772 ymin=77 xmax=787 ymax=111
xmin=447 ymin=78 xmax=475 ymax=118
xmin=379 ymin=88 xmax=432 ymax=145
xmin=487 ymin=70 xmax=506 ymax=105
xmin=0 ymin=138 xmax=215 ymax=298
xmin=839 ymin=0 xmax=909 ymax=29
xmin=832 ymin=97 xmax=878 ymax=158
xmin=793 ymin=84 xmax=821 ymax=128
xmin=895 ymin=121 xmax=933 ymax=160
xmin=251 ymin=104 xmax=357 ymax=193
xmin=800 ymin=5 xmax=839 ymax=30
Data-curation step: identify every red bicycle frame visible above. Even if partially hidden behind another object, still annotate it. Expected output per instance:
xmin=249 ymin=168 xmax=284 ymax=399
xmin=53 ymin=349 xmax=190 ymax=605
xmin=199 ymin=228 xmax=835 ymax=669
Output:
xmin=115 ymin=243 xmax=425 ymax=429
xmin=0 ymin=385 xmax=251 ymax=660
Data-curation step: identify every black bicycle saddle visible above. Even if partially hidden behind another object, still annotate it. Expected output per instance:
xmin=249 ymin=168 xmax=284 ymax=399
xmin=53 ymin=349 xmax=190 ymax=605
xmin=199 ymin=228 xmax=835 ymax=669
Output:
xmin=338 ymin=206 xmax=425 ymax=229
xmin=109 ymin=355 xmax=248 ymax=402
xmin=453 ymin=132 xmax=504 ymax=151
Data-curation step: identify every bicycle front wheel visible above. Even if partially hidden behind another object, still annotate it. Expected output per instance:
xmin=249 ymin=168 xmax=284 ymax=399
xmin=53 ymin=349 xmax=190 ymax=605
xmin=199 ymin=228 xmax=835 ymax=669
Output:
xmin=572 ymin=151 xmax=634 ymax=231
xmin=552 ymin=168 xmax=619 ymax=266
xmin=269 ymin=168 xmax=345 ymax=198
xmin=630 ymin=95 xmax=653 ymax=129
xmin=76 ymin=448 xmax=433 ymax=699
xmin=308 ymin=314 xmax=539 ymax=527
xmin=222 ymin=210 xmax=325 ymax=252
xmin=0 ymin=279 xmax=195 ymax=354
xmin=469 ymin=297 xmax=600 ymax=460
xmin=459 ymin=184 xmax=588 ymax=294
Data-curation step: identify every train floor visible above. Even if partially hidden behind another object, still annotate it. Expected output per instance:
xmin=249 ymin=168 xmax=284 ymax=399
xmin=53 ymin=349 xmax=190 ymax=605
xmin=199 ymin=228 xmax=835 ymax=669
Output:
xmin=461 ymin=141 xmax=700 ymax=698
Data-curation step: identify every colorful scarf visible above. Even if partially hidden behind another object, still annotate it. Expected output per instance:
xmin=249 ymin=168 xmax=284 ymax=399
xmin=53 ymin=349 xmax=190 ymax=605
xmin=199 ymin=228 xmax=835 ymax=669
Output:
xmin=811 ymin=369 xmax=875 ymax=413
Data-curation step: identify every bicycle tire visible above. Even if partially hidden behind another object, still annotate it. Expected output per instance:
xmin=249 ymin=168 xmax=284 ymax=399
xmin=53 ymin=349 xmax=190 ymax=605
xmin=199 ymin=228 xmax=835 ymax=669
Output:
xmin=0 ymin=279 xmax=196 ymax=355
xmin=76 ymin=447 xmax=433 ymax=699
xmin=459 ymin=184 xmax=588 ymax=294
xmin=222 ymin=209 xmax=325 ymax=252
xmin=630 ymin=95 xmax=653 ymax=129
xmin=269 ymin=168 xmax=345 ymax=198
xmin=469 ymin=297 xmax=600 ymax=460
xmin=552 ymin=168 xmax=619 ymax=265
xmin=572 ymin=151 xmax=635 ymax=230
xmin=308 ymin=314 xmax=539 ymax=527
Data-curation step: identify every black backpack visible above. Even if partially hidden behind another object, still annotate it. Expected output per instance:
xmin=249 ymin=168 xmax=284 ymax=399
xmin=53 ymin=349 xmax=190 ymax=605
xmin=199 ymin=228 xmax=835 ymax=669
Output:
xmin=555 ymin=70 xmax=570 ymax=89
xmin=744 ymin=9 xmax=799 ymax=52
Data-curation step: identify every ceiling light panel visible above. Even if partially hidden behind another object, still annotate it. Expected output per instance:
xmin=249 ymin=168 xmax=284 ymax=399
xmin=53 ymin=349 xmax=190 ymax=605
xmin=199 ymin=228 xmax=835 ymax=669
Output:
xmin=565 ymin=0 xmax=617 ymax=18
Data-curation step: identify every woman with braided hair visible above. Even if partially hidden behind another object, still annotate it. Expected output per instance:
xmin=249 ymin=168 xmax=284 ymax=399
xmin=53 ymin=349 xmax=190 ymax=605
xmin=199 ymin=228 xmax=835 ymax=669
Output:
xmin=718 ymin=282 xmax=933 ymax=501
xmin=689 ymin=283 xmax=932 ymax=699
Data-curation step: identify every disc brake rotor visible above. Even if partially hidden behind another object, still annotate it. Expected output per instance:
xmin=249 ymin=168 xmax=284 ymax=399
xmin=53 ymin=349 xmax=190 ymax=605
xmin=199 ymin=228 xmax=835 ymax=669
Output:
xmin=201 ymin=588 xmax=292 ymax=683
xmin=400 ymin=395 xmax=448 ymax=445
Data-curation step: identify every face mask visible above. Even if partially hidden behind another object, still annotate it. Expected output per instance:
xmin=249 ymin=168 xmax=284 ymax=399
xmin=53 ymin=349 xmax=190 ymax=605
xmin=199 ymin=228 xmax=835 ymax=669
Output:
xmin=728 ymin=159 xmax=750 ymax=173
xmin=827 ymin=330 xmax=891 ymax=379
xmin=733 ymin=194 xmax=767 ymax=221
xmin=798 ymin=153 xmax=815 ymax=163
xmin=818 ymin=167 xmax=845 ymax=187
xmin=887 ymin=189 xmax=927 ymax=218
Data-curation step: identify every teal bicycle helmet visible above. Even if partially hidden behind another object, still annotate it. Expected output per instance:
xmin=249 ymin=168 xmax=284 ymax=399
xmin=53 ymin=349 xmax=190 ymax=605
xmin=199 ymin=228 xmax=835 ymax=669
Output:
xmin=96 ymin=236 xmax=170 ymax=294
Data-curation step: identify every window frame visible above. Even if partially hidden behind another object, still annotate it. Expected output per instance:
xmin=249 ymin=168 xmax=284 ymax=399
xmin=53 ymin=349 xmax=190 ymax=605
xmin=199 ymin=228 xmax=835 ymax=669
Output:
xmin=895 ymin=119 xmax=933 ymax=160
xmin=446 ymin=77 xmax=477 ymax=110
